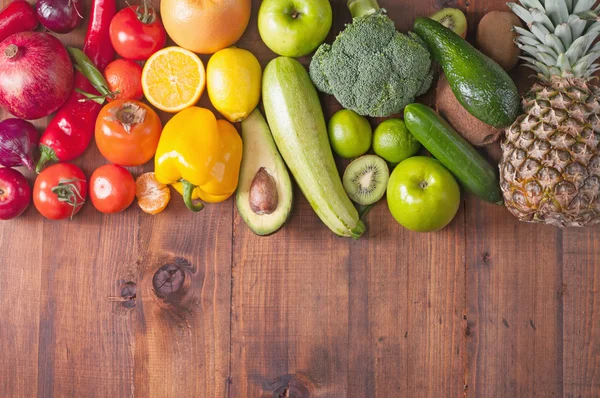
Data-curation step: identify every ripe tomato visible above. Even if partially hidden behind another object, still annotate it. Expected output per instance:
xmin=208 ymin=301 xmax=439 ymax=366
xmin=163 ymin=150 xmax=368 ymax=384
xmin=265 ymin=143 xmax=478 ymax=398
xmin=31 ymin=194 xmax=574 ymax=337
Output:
xmin=104 ymin=59 xmax=144 ymax=102
xmin=109 ymin=4 xmax=167 ymax=61
xmin=34 ymin=163 xmax=87 ymax=220
xmin=95 ymin=99 xmax=162 ymax=166
xmin=90 ymin=164 xmax=136 ymax=214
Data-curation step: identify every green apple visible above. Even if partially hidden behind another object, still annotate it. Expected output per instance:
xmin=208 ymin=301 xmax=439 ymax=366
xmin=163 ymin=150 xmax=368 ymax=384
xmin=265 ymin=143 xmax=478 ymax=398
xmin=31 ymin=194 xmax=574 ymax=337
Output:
xmin=258 ymin=0 xmax=332 ymax=57
xmin=387 ymin=156 xmax=460 ymax=232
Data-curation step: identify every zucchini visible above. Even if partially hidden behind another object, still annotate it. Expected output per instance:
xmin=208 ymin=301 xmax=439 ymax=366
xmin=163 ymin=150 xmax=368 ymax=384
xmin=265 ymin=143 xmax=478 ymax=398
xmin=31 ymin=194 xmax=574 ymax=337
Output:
xmin=262 ymin=57 xmax=365 ymax=238
xmin=403 ymin=103 xmax=503 ymax=204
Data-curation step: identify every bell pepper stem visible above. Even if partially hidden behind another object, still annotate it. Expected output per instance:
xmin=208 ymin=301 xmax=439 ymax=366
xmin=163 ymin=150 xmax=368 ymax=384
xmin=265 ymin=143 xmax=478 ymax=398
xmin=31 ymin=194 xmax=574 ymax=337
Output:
xmin=36 ymin=144 xmax=59 ymax=174
xmin=180 ymin=180 xmax=204 ymax=212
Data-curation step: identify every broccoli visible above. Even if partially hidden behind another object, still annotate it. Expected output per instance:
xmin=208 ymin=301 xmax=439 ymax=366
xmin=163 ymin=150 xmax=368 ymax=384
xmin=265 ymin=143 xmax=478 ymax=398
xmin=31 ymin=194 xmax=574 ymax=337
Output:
xmin=309 ymin=0 xmax=434 ymax=117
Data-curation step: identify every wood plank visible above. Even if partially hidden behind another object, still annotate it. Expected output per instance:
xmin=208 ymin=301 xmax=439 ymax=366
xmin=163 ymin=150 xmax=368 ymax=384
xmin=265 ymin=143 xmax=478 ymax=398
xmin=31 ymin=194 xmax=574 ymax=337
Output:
xmin=0 ymin=167 xmax=41 ymax=398
xmin=230 ymin=187 xmax=351 ymax=397
xmin=347 ymin=203 xmax=466 ymax=397
xmin=561 ymin=228 xmax=600 ymax=396
xmin=133 ymin=199 xmax=232 ymax=397
xmin=465 ymin=198 xmax=564 ymax=396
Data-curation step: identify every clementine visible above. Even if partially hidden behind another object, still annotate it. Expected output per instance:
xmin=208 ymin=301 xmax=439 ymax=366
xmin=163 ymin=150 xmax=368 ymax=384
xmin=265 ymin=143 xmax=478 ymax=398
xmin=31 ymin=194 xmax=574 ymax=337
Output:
xmin=160 ymin=0 xmax=251 ymax=54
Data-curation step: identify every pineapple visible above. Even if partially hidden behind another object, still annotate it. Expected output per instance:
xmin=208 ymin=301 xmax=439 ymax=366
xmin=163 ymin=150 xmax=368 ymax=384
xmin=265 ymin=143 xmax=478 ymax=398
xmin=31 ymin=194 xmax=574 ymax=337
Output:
xmin=501 ymin=0 xmax=600 ymax=227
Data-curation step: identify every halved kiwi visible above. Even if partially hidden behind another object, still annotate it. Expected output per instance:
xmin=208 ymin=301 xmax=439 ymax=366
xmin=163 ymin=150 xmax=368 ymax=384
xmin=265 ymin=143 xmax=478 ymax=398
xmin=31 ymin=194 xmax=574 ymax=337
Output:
xmin=430 ymin=8 xmax=468 ymax=38
xmin=343 ymin=155 xmax=389 ymax=206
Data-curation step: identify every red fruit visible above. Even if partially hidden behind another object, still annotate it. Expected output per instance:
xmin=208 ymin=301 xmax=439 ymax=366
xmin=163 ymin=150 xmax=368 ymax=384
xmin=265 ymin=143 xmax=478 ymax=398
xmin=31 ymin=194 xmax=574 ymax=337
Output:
xmin=90 ymin=164 xmax=136 ymax=214
xmin=104 ymin=59 xmax=143 ymax=102
xmin=0 ymin=32 xmax=74 ymax=120
xmin=34 ymin=163 xmax=87 ymax=220
xmin=109 ymin=4 xmax=167 ymax=61
xmin=0 ymin=168 xmax=31 ymax=220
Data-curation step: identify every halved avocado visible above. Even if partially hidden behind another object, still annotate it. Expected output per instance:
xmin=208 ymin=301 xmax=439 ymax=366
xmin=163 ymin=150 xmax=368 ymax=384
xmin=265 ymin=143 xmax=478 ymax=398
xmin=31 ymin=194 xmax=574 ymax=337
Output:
xmin=236 ymin=109 xmax=293 ymax=236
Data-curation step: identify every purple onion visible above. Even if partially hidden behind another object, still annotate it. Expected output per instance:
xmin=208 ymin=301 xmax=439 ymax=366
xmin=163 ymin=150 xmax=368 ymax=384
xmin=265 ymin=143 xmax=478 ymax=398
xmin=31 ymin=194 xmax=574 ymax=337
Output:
xmin=0 ymin=118 xmax=38 ymax=170
xmin=36 ymin=0 xmax=84 ymax=34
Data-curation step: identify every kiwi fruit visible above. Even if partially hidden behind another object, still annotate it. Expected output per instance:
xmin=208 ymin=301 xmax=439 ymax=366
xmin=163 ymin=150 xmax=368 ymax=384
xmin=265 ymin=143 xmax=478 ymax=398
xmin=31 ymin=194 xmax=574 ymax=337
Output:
xmin=436 ymin=74 xmax=501 ymax=147
xmin=430 ymin=8 xmax=468 ymax=38
xmin=476 ymin=11 xmax=522 ymax=71
xmin=343 ymin=155 xmax=389 ymax=206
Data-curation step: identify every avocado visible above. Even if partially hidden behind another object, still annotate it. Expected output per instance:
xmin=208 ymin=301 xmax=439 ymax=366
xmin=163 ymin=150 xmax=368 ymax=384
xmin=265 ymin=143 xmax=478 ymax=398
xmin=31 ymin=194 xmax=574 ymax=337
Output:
xmin=413 ymin=17 xmax=520 ymax=128
xmin=236 ymin=109 xmax=293 ymax=236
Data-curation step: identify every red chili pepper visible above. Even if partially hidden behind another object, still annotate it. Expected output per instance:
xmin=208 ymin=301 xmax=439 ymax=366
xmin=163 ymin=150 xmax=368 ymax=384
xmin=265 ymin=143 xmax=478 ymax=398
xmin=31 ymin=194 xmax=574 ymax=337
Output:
xmin=0 ymin=0 xmax=38 ymax=43
xmin=36 ymin=0 xmax=116 ymax=173
xmin=83 ymin=0 xmax=116 ymax=72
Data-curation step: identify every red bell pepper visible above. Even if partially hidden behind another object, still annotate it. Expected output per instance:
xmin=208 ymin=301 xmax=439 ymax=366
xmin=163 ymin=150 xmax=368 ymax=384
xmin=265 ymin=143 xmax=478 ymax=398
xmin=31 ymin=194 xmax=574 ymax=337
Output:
xmin=36 ymin=0 xmax=116 ymax=173
xmin=0 ymin=1 xmax=38 ymax=43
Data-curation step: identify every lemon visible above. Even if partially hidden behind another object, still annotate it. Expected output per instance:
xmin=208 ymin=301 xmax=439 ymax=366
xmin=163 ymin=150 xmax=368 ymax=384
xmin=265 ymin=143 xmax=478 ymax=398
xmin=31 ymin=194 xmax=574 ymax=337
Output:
xmin=207 ymin=47 xmax=262 ymax=123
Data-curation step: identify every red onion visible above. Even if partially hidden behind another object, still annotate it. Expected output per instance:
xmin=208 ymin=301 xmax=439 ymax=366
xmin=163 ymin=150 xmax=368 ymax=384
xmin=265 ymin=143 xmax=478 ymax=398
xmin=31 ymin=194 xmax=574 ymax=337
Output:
xmin=0 ymin=118 xmax=39 ymax=170
xmin=36 ymin=0 xmax=84 ymax=34
xmin=0 ymin=31 xmax=74 ymax=120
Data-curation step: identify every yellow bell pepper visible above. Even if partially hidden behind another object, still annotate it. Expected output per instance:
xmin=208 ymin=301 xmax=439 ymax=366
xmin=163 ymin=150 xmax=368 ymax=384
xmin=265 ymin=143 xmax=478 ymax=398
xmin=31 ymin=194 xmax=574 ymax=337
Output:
xmin=154 ymin=107 xmax=243 ymax=212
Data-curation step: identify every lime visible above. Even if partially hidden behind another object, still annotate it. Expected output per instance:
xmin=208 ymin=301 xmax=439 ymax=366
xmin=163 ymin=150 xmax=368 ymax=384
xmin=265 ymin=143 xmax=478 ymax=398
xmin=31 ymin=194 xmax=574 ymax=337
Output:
xmin=328 ymin=109 xmax=372 ymax=158
xmin=373 ymin=119 xmax=421 ymax=164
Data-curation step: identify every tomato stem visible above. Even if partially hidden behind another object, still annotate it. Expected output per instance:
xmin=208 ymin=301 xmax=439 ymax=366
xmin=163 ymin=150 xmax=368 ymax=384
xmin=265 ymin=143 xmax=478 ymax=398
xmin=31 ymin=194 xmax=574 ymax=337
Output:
xmin=180 ymin=179 xmax=204 ymax=212
xmin=51 ymin=178 xmax=86 ymax=220
xmin=128 ymin=0 xmax=156 ymax=24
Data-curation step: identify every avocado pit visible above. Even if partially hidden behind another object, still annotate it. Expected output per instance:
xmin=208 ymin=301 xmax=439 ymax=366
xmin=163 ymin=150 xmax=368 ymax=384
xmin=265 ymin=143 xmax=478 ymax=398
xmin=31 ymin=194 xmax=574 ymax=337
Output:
xmin=249 ymin=167 xmax=278 ymax=215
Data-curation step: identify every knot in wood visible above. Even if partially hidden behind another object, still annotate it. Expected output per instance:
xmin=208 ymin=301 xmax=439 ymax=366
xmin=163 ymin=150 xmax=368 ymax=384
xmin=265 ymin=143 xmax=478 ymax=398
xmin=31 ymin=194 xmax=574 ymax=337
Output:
xmin=265 ymin=374 xmax=315 ymax=398
xmin=153 ymin=263 xmax=186 ymax=297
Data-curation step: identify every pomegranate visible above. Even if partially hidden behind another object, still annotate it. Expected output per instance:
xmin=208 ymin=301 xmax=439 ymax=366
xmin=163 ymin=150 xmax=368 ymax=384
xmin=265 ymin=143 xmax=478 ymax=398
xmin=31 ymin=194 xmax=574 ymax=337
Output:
xmin=0 ymin=31 xmax=74 ymax=120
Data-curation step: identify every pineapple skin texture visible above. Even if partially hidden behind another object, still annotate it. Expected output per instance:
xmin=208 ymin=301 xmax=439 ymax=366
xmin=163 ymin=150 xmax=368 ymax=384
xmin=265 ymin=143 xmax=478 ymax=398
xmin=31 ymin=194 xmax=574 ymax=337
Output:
xmin=500 ymin=77 xmax=600 ymax=227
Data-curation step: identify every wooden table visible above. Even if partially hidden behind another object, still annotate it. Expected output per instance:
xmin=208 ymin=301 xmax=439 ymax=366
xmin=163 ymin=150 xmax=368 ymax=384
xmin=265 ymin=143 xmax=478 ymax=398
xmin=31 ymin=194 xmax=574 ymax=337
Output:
xmin=1 ymin=0 xmax=599 ymax=396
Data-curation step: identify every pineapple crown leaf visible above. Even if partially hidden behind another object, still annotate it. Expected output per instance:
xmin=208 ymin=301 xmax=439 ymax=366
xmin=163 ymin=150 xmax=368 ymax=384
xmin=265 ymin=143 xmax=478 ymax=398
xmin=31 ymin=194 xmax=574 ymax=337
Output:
xmin=509 ymin=0 xmax=600 ymax=79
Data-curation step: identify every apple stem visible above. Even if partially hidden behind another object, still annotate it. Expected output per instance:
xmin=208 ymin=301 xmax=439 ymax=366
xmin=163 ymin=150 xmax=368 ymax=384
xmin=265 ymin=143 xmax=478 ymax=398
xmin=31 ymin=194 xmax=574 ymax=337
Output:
xmin=291 ymin=10 xmax=299 ymax=19
xmin=347 ymin=0 xmax=380 ymax=18
xmin=419 ymin=181 xmax=428 ymax=189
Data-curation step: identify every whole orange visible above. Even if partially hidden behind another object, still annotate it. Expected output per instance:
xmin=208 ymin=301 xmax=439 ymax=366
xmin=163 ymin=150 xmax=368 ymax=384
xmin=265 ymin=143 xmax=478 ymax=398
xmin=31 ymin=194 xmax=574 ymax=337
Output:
xmin=95 ymin=100 xmax=162 ymax=166
xmin=160 ymin=0 xmax=251 ymax=54
xmin=104 ymin=59 xmax=144 ymax=102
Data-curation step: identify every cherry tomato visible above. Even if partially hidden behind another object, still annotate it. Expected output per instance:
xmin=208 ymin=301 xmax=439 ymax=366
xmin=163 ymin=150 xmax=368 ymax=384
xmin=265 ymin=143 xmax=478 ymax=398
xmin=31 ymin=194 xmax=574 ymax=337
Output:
xmin=109 ymin=4 xmax=166 ymax=61
xmin=95 ymin=99 xmax=162 ymax=166
xmin=34 ymin=163 xmax=87 ymax=220
xmin=90 ymin=164 xmax=136 ymax=214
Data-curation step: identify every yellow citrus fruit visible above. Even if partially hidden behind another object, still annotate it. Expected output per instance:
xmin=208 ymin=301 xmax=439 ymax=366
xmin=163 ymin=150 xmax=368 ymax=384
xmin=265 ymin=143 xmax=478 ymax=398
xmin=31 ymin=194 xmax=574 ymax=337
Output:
xmin=207 ymin=47 xmax=261 ymax=123
xmin=136 ymin=172 xmax=171 ymax=215
xmin=142 ymin=47 xmax=205 ymax=113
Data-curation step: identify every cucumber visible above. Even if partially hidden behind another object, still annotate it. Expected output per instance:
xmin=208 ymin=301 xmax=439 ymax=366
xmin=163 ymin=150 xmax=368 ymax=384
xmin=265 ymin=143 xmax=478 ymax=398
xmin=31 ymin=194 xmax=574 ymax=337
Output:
xmin=413 ymin=17 xmax=520 ymax=128
xmin=262 ymin=57 xmax=365 ymax=238
xmin=403 ymin=104 xmax=503 ymax=204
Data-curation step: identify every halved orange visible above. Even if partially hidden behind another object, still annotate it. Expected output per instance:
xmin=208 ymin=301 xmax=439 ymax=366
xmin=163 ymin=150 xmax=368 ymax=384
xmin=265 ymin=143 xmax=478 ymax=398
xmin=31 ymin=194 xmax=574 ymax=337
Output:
xmin=142 ymin=47 xmax=205 ymax=113
xmin=136 ymin=172 xmax=171 ymax=215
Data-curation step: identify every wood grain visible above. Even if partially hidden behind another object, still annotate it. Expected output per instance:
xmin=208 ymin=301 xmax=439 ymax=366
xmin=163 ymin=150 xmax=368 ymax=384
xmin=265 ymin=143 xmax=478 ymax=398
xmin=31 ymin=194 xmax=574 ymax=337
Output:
xmin=0 ymin=0 xmax=599 ymax=397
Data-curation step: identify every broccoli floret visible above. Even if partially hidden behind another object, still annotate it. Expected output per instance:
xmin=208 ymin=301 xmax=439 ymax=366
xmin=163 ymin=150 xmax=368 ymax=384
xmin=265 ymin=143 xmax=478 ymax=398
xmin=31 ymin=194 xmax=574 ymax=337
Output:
xmin=309 ymin=0 xmax=433 ymax=117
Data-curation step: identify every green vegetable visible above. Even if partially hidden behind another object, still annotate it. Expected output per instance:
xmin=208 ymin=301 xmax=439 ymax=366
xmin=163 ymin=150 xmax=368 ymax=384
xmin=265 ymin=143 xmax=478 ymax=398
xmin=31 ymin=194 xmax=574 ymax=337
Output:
xmin=309 ymin=0 xmax=434 ymax=117
xmin=412 ymin=17 xmax=520 ymax=128
xmin=403 ymin=104 xmax=503 ymax=204
xmin=263 ymin=57 xmax=365 ymax=238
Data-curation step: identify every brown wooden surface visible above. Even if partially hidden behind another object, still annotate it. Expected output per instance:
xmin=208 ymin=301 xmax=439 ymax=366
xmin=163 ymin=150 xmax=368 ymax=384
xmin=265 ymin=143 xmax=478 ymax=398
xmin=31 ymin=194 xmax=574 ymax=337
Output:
xmin=0 ymin=0 xmax=599 ymax=396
